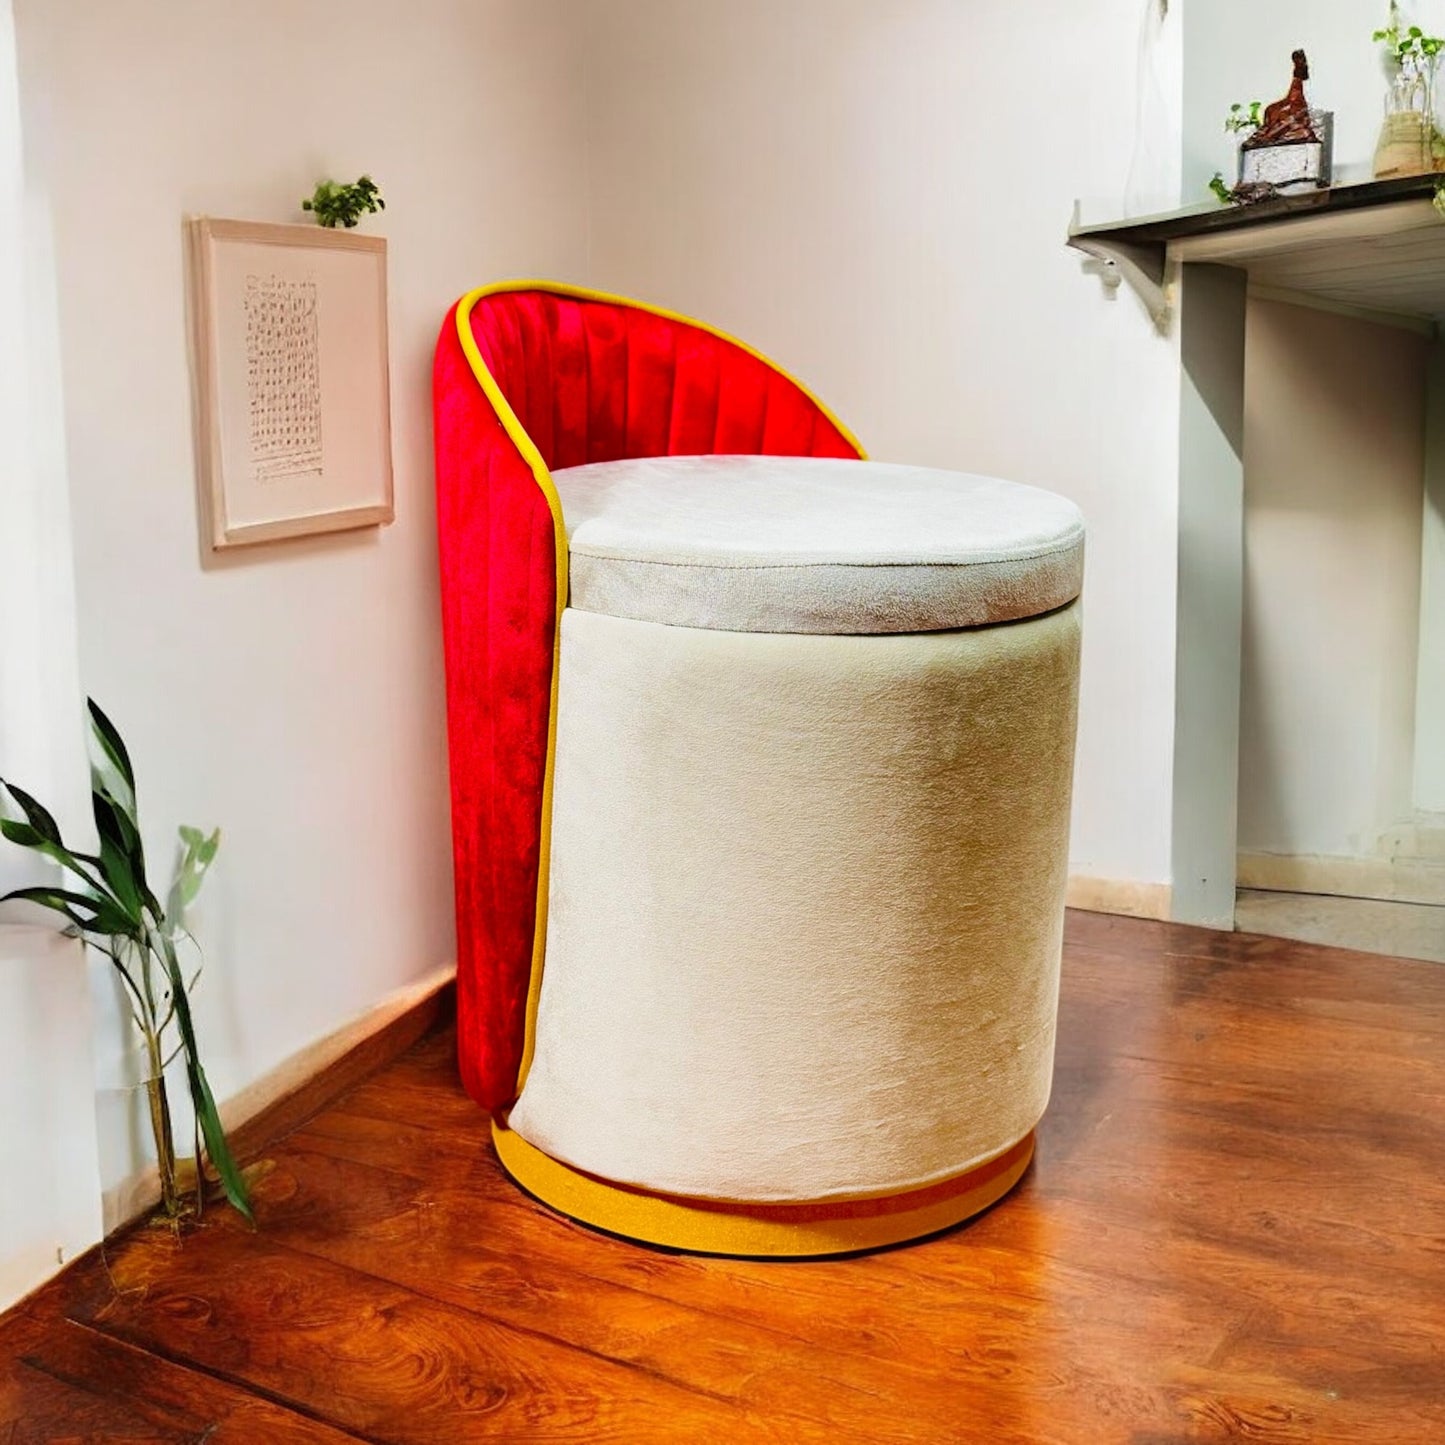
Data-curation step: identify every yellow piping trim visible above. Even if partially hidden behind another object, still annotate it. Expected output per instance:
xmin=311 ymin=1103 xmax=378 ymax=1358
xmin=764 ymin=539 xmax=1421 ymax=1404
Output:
xmin=453 ymin=280 xmax=866 ymax=1099
xmin=493 ymin=1120 xmax=1034 ymax=1257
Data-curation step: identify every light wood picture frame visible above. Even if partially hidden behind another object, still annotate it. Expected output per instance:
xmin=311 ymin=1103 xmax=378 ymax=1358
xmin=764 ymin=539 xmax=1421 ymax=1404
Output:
xmin=188 ymin=218 xmax=394 ymax=550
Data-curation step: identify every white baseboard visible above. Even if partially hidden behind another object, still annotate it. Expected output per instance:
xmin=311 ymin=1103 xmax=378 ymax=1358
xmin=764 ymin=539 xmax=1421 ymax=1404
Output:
xmin=1237 ymin=851 xmax=1445 ymax=907
xmin=100 ymin=962 xmax=456 ymax=1235
xmin=1066 ymin=875 xmax=1174 ymax=922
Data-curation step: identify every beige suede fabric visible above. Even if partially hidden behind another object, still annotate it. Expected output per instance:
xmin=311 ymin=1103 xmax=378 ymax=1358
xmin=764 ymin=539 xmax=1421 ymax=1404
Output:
xmin=552 ymin=455 xmax=1084 ymax=633
xmin=507 ymin=603 xmax=1082 ymax=1203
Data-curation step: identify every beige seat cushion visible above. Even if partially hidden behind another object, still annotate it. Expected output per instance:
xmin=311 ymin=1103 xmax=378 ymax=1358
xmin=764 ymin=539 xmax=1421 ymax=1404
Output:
xmin=551 ymin=454 xmax=1084 ymax=634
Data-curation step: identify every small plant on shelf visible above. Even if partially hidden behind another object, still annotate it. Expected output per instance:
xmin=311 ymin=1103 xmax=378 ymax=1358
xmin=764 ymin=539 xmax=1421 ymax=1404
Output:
xmin=1374 ymin=5 xmax=1445 ymax=70
xmin=301 ymin=174 xmax=385 ymax=229
xmin=0 ymin=701 xmax=252 ymax=1228
xmin=1224 ymin=100 xmax=1264 ymax=135
xmin=1209 ymin=103 xmax=1264 ymax=204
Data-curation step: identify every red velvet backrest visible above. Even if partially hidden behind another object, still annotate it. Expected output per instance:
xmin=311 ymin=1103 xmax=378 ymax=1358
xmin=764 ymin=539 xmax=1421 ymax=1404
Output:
xmin=434 ymin=284 xmax=863 ymax=1112
xmin=466 ymin=288 xmax=862 ymax=471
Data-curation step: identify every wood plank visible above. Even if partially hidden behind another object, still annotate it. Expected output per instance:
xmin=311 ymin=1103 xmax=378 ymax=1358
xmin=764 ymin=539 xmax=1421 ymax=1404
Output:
xmin=60 ymin=1224 xmax=778 ymax=1443
xmin=221 ymin=1136 xmax=1079 ymax=1442
xmin=0 ymin=1307 xmax=363 ymax=1443
xmin=285 ymin=1091 xmax=1442 ymax=1441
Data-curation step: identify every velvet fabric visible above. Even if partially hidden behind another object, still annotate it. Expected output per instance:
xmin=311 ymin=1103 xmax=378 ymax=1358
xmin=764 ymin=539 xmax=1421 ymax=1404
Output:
xmin=433 ymin=284 xmax=863 ymax=1111
xmin=552 ymin=455 xmax=1085 ymax=634
xmin=510 ymin=603 xmax=1082 ymax=1202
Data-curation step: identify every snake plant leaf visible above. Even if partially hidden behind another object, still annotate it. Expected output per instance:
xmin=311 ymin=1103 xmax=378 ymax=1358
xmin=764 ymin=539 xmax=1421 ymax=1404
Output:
xmin=157 ymin=932 xmax=253 ymax=1222
xmin=1 ymin=782 xmax=63 ymax=846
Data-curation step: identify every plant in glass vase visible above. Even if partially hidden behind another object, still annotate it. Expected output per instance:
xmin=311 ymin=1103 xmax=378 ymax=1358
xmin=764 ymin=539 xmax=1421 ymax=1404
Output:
xmin=1373 ymin=2 xmax=1445 ymax=177
xmin=0 ymin=701 xmax=252 ymax=1227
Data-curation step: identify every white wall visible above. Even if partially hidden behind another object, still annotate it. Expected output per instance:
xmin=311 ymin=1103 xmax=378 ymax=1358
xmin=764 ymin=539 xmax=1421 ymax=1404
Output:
xmin=574 ymin=0 xmax=1184 ymax=891
xmin=1413 ymin=351 xmax=1445 ymax=810
xmin=0 ymin=0 xmax=100 ymax=1312
xmin=1238 ymin=300 xmax=1428 ymax=859
xmin=12 ymin=0 xmax=590 ymax=1217
xmin=0 ymin=930 xmax=101 ymax=1311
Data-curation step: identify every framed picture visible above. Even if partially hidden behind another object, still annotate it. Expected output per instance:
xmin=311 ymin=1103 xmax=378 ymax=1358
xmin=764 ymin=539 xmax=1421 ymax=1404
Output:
xmin=187 ymin=217 xmax=394 ymax=549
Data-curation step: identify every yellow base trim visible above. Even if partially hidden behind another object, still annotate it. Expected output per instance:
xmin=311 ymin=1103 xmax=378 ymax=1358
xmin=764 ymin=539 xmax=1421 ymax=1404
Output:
xmin=491 ymin=1121 xmax=1035 ymax=1257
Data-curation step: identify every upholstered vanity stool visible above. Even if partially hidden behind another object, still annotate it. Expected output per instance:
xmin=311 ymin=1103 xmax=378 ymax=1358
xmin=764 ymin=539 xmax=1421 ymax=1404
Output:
xmin=434 ymin=282 xmax=1083 ymax=1256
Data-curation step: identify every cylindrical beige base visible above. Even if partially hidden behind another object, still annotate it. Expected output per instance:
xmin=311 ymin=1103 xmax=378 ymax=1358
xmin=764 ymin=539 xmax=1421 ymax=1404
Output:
xmin=508 ymin=603 xmax=1081 ymax=1217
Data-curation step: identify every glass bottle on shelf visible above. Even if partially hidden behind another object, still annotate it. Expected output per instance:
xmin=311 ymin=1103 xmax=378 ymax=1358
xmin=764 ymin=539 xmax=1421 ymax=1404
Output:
xmin=1374 ymin=37 xmax=1442 ymax=177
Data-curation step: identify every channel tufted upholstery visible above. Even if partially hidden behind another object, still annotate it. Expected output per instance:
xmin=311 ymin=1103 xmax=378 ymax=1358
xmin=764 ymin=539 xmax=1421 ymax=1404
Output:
xmin=459 ymin=288 xmax=862 ymax=469
xmin=433 ymin=283 xmax=864 ymax=1112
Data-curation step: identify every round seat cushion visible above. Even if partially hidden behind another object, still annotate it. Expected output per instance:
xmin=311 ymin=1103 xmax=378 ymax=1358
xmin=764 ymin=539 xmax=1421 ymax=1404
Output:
xmin=551 ymin=455 xmax=1084 ymax=634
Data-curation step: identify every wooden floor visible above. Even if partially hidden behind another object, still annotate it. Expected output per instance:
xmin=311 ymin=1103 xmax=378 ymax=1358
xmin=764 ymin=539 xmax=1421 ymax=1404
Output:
xmin=3 ymin=911 xmax=1443 ymax=1444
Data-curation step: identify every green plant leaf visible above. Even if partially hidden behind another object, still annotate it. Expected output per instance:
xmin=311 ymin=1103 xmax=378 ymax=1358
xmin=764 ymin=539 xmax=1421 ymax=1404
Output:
xmin=1 ymin=782 xmax=63 ymax=845
xmin=156 ymin=932 xmax=252 ymax=1222
xmin=167 ymin=825 xmax=220 ymax=919
xmin=1 ymin=816 xmax=47 ymax=850
xmin=88 ymin=702 xmax=139 ymax=828
xmin=87 ymin=699 xmax=136 ymax=795
xmin=0 ymin=814 xmax=114 ymax=898
xmin=1 ymin=884 xmax=93 ymax=930
xmin=89 ymin=766 xmax=163 ymax=921
xmin=0 ymin=883 xmax=138 ymax=938
xmin=303 ymin=176 xmax=384 ymax=230
xmin=90 ymin=787 xmax=163 ymax=927
xmin=3 ymin=699 xmax=248 ymax=1225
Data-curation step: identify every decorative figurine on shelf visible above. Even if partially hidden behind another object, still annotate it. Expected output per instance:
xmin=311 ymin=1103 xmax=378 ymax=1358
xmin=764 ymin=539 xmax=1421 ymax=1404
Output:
xmin=1246 ymin=51 xmax=1320 ymax=148
xmin=1210 ymin=51 xmax=1333 ymax=204
xmin=1234 ymin=50 xmax=1334 ymax=197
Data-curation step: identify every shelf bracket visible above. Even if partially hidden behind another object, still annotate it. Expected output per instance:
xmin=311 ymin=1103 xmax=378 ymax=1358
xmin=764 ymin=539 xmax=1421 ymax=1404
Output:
xmin=1068 ymin=227 xmax=1170 ymax=331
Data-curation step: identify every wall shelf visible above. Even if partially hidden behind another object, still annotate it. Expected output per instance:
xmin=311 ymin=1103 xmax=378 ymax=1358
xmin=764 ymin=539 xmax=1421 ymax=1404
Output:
xmin=1070 ymin=175 xmax=1445 ymax=332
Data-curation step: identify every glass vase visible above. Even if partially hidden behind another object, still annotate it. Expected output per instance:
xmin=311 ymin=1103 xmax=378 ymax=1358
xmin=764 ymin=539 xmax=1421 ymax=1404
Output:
xmin=1374 ymin=59 xmax=1442 ymax=178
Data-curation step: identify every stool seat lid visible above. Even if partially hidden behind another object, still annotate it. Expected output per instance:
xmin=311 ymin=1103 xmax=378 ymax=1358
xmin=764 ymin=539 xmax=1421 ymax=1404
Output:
xmin=552 ymin=455 xmax=1084 ymax=634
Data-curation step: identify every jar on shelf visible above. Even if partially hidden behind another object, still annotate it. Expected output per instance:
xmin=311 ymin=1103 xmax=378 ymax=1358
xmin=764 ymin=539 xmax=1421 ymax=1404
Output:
xmin=1374 ymin=54 xmax=1443 ymax=177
